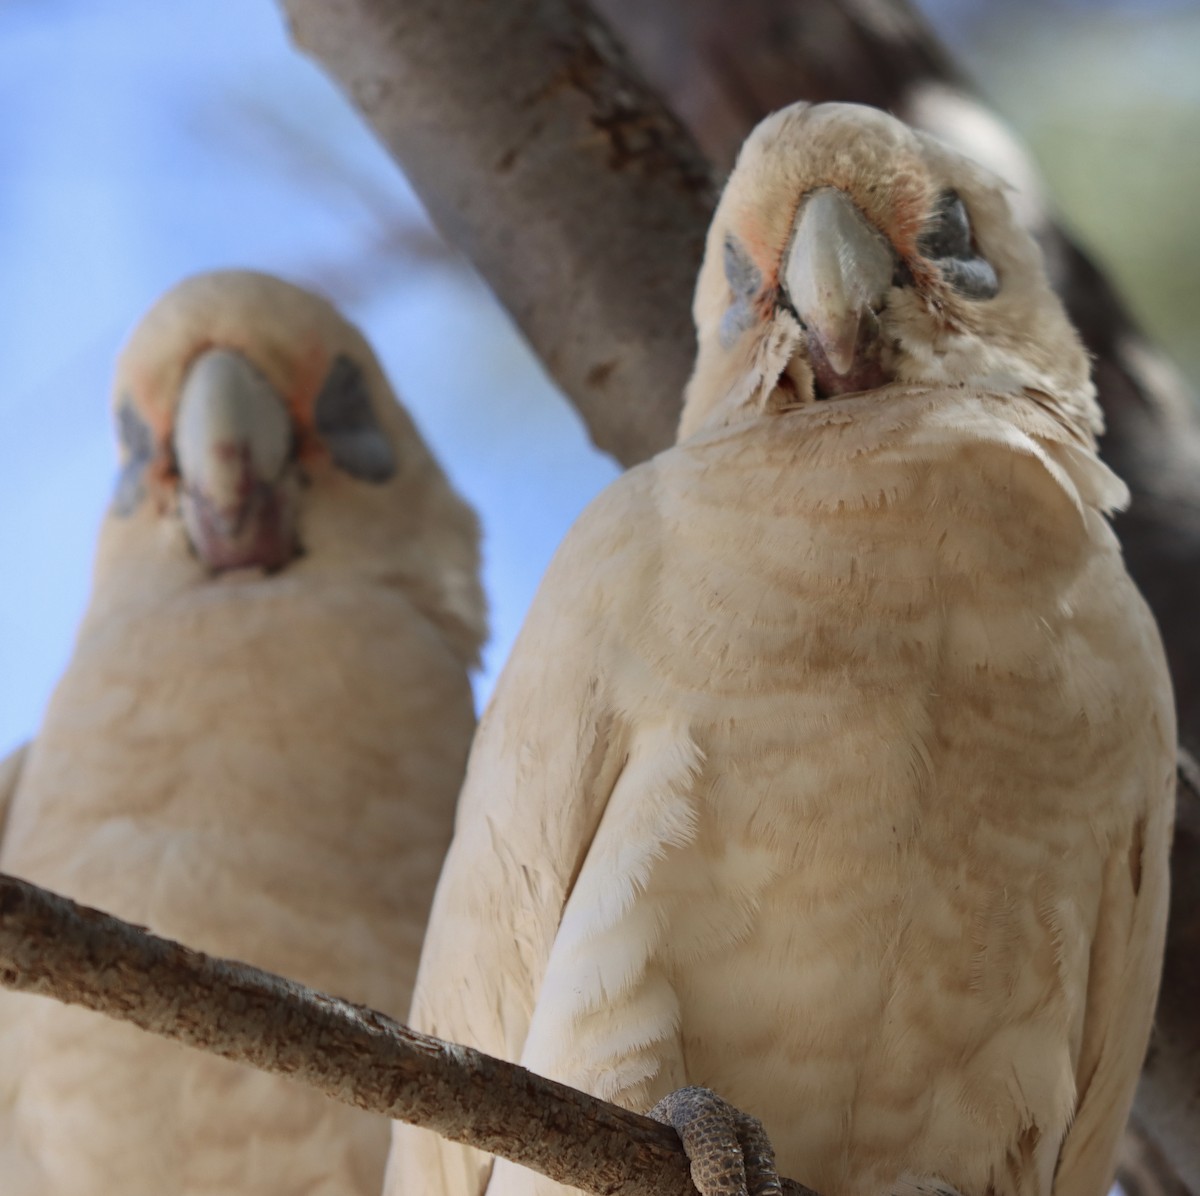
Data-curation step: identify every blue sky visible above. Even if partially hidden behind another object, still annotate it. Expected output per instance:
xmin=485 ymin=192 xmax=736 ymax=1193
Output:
xmin=0 ymin=0 xmax=621 ymax=756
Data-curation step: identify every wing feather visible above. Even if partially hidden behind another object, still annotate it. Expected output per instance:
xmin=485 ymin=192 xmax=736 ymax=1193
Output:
xmin=383 ymin=475 xmax=653 ymax=1196
xmin=0 ymin=742 xmax=29 ymax=846
xmin=1053 ymin=764 xmax=1175 ymax=1196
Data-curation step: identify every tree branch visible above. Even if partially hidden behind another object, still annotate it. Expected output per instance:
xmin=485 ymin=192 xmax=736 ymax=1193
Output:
xmin=0 ymin=871 xmax=815 ymax=1196
xmin=279 ymin=0 xmax=718 ymax=465
xmin=592 ymin=0 xmax=968 ymax=173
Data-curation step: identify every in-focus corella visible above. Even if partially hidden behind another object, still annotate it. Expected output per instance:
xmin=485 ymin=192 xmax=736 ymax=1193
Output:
xmin=387 ymin=103 xmax=1174 ymax=1196
xmin=0 ymin=271 xmax=484 ymax=1195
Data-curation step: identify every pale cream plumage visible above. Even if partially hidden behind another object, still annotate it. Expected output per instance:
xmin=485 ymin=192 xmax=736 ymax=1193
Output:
xmin=0 ymin=744 xmax=26 ymax=844
xmin=387 ymin=103 xmax=1174 ymax=1196
xmin=0 ymin=271 xmax=484 ymax=1195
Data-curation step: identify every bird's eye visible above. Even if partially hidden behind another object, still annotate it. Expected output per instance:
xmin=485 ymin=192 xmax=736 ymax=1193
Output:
xmin=313 ymin=355 xmax=397 ymax=483
xmin=111 ymin=397 xmax=155 ymax=516
xmin=919 ymin=191 xmax=972 ymax=259
xmin=917 ymin=189 xmax=1000 ymax=301
xmin=719 ymin=235 xmax=763 ymax=347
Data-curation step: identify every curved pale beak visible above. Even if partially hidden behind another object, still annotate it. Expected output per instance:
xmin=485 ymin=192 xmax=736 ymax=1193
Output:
xmin=783 ymin=187 xmax=896 ymax=395
xmin=173 ymin=349 xmax=299 ymax=572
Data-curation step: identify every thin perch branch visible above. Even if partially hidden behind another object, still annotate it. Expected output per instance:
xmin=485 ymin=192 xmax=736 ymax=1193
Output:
xmin=0 ymin=871 xmax=815 ymax=1196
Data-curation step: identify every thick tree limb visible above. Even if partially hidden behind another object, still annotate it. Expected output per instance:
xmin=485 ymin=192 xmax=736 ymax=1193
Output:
xmin=0 ymin=871 xmax=815 ymax=1196
xmin=280 ymin=0 xmax=717 ymax=465
xmin=591 ymin=0 xmax=967 ymax=173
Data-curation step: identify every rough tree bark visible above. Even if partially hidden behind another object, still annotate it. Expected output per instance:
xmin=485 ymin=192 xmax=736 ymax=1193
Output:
xmin=593 ymin=0 xmax=970 ymax=173
xmin=279 ymin=0 xmax=717 ymax=465
xmin=278 ymin=0 xmax=1200 ymax=1186
xmin=0 ymin=872 xmax=815 ymax=1196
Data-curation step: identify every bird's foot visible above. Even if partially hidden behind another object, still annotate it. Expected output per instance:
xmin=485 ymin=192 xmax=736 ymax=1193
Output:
xmin=649 ymin=1085 xmax=783 ymax=1196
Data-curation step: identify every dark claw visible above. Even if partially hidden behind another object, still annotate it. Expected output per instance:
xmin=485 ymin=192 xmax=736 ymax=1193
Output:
xmin=650 ymin=1085 xmax=783 ymax=1196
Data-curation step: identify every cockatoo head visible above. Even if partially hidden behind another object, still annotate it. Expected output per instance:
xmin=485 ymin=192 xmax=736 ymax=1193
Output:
xmin=681 ymin=102 xmax=1099 ymax=442
xmin=98 ymin=270 xmax=484 ymax=661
